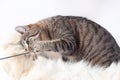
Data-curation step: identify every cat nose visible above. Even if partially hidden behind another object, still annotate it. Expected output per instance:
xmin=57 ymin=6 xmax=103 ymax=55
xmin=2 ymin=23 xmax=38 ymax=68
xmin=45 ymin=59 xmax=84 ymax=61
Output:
xmin=28 ymin=47 xmax=32 ymax=51
xmin=25 ymin=47 xmax=32 ymax=52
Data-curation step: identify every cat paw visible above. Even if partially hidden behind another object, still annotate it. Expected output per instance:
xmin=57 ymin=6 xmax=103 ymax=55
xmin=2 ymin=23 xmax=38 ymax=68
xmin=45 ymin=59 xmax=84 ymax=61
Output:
xmin=31 ymin=52 xmax=38 ymax=61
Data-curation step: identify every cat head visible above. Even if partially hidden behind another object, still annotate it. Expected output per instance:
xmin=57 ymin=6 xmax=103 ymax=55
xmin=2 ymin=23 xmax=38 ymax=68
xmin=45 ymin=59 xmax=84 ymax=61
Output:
xmin=15 ymin=24 xmax=40 ymax=51
xmin=15 ymin=24 xmax=50 ymax=51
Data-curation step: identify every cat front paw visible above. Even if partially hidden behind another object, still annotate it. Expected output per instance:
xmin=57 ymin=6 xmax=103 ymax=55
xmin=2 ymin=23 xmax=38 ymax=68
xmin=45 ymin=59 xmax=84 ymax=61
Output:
xmin=29 ymin=52 xmax=38 ymax=61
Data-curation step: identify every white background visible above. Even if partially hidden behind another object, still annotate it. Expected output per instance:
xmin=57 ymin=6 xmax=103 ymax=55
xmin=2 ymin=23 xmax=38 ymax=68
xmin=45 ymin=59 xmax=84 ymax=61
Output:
xmin=0 ymin=0 xmax=120 ymax=45
xmin=0 ymin=0 xmax=120 ymax=79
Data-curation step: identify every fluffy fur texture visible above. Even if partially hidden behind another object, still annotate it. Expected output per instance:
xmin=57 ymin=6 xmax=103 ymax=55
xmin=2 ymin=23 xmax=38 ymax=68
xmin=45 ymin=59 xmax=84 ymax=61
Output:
xmin=0 ymin=34 xmax=120 ymax=80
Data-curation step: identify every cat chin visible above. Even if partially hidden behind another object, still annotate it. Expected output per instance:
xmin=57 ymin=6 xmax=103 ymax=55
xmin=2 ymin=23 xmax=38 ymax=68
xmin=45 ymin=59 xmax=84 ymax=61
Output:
xmin=0 ymin=35 xmax=120 ymax=80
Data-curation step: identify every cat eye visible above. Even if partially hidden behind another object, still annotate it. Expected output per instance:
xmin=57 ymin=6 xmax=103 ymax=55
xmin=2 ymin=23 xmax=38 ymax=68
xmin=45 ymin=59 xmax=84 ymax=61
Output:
xmin=36 ymin=50 xmax=39 ymax=52
xmin=26 ymin=40 xmax=29 ymax=44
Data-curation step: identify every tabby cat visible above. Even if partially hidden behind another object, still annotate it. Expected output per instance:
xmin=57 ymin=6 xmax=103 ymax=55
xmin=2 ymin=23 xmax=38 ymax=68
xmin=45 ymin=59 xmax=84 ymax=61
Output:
xmin=15 ymin=15 xmax=120 ymax=67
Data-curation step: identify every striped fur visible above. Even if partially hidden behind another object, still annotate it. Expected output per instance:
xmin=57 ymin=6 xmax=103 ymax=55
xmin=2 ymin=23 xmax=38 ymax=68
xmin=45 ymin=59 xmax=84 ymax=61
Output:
xmin=16 ymin=15 xmax=120 ymax=67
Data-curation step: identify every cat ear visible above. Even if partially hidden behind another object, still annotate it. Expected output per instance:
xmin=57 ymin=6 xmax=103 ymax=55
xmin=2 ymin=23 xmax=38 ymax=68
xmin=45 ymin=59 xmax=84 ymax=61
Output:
xmin=15 ymin=26 xmax=29 ymax=34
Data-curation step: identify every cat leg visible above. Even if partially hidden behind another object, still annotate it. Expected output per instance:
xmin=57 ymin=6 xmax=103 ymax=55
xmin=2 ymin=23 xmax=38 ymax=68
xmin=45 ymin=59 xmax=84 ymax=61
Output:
xmin=31 ymin=38 xmax=77 ymax=58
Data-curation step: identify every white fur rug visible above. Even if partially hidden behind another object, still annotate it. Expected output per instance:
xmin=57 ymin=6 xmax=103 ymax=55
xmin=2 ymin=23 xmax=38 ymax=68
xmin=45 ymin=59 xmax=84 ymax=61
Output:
xmin=0 ymin=34 xmax=120 ymax=80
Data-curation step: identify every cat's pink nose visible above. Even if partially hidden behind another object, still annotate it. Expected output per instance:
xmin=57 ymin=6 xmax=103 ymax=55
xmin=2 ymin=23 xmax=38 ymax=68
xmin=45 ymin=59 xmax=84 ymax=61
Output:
xmin=28 ymin=47 xmax=32 ymax=51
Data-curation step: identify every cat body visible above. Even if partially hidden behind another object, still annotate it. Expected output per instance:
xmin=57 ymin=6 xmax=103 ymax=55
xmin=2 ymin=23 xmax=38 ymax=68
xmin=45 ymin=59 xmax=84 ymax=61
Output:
xmin=16 ymin=15 xmax=120 ymax=67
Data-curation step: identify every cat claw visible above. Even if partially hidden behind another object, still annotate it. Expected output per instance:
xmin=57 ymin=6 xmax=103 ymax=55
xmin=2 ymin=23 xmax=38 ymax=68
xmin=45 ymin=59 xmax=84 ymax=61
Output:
xmin=32 ymin=52 xmax=38 ymax=61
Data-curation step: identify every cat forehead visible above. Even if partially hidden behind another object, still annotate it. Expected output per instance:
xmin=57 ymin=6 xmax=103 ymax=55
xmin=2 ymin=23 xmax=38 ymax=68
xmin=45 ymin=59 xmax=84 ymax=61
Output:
xmin=27 ymin=24 xmax=35 ymax=28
